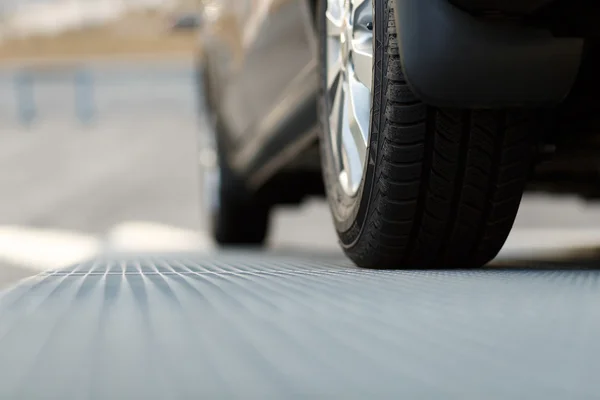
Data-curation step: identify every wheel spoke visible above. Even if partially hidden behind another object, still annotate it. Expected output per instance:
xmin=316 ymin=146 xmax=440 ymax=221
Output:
xmin=350 ymin=0 xmax=369 ymax=8
xmin=352 ymin=0 xmax=372 ymax=27
xmin=325 ymin=1 xmax=343 ymax=37
xmin=351 ymin=47 xmax=373 ymax=90
xmin=340 ymin=82 xmax=364 ymax=194
xmin=346 ymin=71 xmax=369 ymax=165
xmin=329 ymin=76 xmax=345 ymax=168
xmin=327 ymin=42 xmax=343 ymax=91
xmin=350 ymin=0 xmax=373 ymax=90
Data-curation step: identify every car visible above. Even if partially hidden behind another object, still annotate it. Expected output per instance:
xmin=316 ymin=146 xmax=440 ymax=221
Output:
xmin=196 ymin=0 xmax=594 ymax=269
xmin=169 ymin=12 xmax=202 ymax=31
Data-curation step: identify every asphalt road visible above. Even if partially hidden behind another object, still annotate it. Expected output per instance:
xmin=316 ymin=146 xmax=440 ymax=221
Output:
xmin=2 ymin=60 xmax=600 ymax=289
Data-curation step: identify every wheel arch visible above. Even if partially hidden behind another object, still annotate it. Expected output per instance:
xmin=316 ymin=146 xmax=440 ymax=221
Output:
xmin=392 ymin=0 xmax=584 ymax=109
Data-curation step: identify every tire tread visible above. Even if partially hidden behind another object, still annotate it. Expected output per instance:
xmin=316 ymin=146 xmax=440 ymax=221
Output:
xmin=345 ymin=0 xmax=535 ymax=268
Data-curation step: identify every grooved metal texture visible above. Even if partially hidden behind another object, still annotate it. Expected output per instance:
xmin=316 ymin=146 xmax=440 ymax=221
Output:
xmin=0 ymin=252 xmax=599 ymax=399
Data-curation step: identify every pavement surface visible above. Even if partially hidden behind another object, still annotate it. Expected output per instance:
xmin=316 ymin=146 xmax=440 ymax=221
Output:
xmin=2 ymin=60 xmax=600 ymax=290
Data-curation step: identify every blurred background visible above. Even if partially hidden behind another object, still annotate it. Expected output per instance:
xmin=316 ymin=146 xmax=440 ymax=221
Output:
xmin=2 ymin=0 xmax=600 ymax=287
xmin=0 ymin=0 xmax=338 ymax=287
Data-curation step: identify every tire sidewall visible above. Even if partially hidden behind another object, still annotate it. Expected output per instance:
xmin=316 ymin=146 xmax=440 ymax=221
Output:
xmin=318 ymin=0 xmax=386 ymax=247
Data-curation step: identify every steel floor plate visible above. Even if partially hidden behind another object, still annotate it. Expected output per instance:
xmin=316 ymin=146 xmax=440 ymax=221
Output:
xmin=0 ymin=251 xmax=599 ymax=399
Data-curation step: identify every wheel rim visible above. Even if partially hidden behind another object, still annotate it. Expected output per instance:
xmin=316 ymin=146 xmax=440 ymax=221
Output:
xmin=325 ymin=0 xmax=374 ymax=197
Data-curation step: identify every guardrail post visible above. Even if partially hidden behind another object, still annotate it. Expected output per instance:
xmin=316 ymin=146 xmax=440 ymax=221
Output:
xmin=74 ymin=69 xmax=94 ymax=124
xmin=14 ymin=71 xmax=35 ymax=127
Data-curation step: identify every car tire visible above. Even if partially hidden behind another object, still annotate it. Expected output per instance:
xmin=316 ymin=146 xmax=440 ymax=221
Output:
xmin=209 ymin=171 xmax=271 ymax=246
xmin=198 ymin=61 xmax=271 ymax=247
xmin=318 ymin=0 xmax=541 ymax=269
xmin=202 ymin=140 xmax=272 ymax=246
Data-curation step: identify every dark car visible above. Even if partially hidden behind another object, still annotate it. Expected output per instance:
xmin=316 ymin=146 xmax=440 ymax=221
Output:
xmin=170 ymin=13 xmax=202 ymax=31
xmin=197 ymin=0 xmax=595 ymax=269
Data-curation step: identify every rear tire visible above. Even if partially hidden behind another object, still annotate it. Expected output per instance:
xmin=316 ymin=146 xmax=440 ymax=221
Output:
xmin=318 ymin=0 xmax=541 ymax=269
xmin=198 ymin=60 xmax=271 ymax=247
xmin=204 ymin=145 xmax=271 ymax=247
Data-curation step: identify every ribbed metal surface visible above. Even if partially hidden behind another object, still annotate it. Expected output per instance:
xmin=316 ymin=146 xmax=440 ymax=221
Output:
xmin=0 ymin=252 xmax=599 ymax=399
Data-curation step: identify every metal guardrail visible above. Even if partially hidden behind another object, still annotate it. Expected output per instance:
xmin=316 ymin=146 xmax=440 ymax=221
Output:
xmin=1 ymin=62 xmax=196 ymax=127
xmin=12 ymin=69 xmax=95 ymax=125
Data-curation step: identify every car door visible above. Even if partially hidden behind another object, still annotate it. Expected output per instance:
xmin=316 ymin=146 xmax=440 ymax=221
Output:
xmin=199 ymin=0 xmax=316 ymax=145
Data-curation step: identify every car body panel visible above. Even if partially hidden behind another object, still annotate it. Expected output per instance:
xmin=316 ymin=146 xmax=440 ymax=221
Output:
xmin=198 ymin=0 xmax=316 ymax=145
